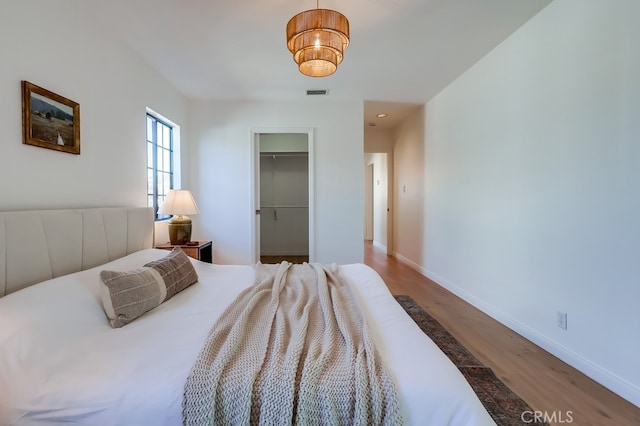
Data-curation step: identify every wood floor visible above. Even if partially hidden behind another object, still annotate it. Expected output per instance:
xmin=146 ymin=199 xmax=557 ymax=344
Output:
xmin=260 ymin=255 xmax=309 ymax=264
xmin=363 ymin=241 xmax=640 ymax=426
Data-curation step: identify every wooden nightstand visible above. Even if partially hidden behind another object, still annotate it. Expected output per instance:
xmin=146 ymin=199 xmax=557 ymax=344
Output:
xmin=155 ymin=241 xmax=213 ymax=263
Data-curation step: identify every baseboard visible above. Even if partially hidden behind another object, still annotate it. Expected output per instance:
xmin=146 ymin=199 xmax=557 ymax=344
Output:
xmin=372 ymin=240 xmax=387 ymax=252
xmin=394 ymin=252 xmax=429 ymax=276
xmin=393 ymin=252 xmax=640 ymax=408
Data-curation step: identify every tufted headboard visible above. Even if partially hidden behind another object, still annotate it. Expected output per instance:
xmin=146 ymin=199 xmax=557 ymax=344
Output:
xmin=0 ymin=207 xmax=154 ymax=297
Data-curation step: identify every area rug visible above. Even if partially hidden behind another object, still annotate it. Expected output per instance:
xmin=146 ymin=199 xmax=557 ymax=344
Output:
xmin=394 ymin=295 xmax=548 ymax=426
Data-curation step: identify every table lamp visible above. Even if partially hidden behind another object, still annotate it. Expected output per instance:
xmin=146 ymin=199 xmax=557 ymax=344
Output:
xmin=158 ymin=189 xmax=200 ymax=245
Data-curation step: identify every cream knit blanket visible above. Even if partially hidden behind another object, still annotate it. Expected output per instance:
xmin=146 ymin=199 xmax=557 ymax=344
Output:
xmin=183 ymin=262 xmax=403 ymax=425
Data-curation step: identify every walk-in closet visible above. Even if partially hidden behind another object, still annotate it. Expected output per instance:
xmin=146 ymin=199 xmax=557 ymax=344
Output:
xmin=259 ymin=134 xmax=309 ymax=262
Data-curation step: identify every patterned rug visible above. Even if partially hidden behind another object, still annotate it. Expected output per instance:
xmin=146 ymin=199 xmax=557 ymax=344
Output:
xmin=394 ymin=295 xmax=548 ymax=426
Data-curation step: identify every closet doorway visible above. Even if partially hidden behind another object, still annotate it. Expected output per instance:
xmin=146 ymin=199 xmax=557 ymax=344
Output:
xmin=251 ymin=130 xmax=314 ymax=264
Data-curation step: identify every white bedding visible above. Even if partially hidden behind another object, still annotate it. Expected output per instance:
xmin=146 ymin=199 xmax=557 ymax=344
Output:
xmin=0 ymin=249 xmax=494 ymax=425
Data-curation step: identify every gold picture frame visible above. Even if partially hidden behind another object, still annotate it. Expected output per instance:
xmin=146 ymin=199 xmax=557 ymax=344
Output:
xmin=22 ymin=81 xmax=80 ymax=155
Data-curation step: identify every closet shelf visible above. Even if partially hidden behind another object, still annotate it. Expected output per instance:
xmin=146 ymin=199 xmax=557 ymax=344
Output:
xmin=260 ymin=205 xmax=309 ymax=209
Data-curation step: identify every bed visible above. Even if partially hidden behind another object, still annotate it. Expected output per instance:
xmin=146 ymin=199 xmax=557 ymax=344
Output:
xmin=0 ymin=207 xmax=495 ymax=425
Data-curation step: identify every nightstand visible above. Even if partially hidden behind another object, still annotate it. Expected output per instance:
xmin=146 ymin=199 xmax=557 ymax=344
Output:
xmin=155 ymin=240 xmax=213 ymax=263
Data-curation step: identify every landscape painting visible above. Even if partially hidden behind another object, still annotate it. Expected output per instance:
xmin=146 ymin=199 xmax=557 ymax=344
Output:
xmin=22 ymin=81 xmax=80 ymax=155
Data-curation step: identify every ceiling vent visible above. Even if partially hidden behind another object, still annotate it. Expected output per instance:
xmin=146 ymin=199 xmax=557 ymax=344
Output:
xmin=306 ymin=89 xmax=329 ymax=96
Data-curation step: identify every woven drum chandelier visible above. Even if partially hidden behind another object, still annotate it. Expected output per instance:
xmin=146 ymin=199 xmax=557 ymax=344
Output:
xmin=286 ymin=2 xmax=350 ymax=78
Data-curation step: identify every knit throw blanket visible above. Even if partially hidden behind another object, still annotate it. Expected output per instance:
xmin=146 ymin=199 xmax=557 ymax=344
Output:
xmin=183 ymin=262 xmax=403 ymax=425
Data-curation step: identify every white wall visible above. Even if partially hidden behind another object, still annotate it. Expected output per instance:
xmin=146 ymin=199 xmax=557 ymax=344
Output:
xmin=0 ymin=1 xmax=188 ymax=212
xmin=259 ymin=133 xmax=308 ymax=152
xmin=364 ymin=128 xmax=395 ymax=153
xmin=393 ymin=107 xmax=426 ymax=265
xmin=188 ymin=100 xmax=364 ymax=265
xmin=394 ymin=0 xmax=640 ymax=406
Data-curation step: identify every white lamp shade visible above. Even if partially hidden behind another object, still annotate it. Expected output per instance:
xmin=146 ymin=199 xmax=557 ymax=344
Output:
xmin=158 ymin=190 xmax=200 ymax=216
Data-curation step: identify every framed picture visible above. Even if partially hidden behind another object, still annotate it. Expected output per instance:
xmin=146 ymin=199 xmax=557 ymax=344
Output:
xmin=22 ymin=81 xmax=80 ymax=155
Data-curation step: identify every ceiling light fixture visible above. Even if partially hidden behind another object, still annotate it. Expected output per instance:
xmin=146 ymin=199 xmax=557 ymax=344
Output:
xmin=376 ymin=113 xmax=388 ymax=118
xmin=286 ymin=1 xmax=350 ymax=78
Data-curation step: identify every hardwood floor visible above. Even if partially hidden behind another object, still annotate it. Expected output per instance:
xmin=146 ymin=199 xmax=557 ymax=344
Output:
xmin=363 ymin=241 xmax=640 ymax=426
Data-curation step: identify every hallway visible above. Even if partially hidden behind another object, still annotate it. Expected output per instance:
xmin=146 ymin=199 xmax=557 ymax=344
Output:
xmin=363 ymin=241 xmax=640 ymax=426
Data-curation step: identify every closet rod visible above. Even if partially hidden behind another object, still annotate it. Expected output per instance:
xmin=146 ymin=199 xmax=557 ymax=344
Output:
xmin=259 ymin=152 xmax=308 ymax=157
xmin=260 ymin=205 xmax=309 ymax=209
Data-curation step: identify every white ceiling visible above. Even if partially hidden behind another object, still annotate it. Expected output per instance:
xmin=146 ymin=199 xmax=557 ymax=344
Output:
xmin=84 ymin=0 xmax=552 ymax=130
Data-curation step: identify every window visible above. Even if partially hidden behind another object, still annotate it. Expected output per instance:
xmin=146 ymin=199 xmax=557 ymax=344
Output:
xmin=147 ymin=113 xmax=174 ymax=220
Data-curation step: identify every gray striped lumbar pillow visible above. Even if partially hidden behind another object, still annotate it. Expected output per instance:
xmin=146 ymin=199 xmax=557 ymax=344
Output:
xmin=143 ymin=247 xmax=200 ymax=299
xmin=100 ymin=248 xmax=198 ymax=328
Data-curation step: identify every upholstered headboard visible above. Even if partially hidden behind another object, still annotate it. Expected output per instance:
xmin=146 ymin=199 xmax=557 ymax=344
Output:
xmin=0 ymin=207 xmax=154 ymax=297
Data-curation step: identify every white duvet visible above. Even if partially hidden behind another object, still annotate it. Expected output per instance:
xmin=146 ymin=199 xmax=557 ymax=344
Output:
xmin=0 ymin=249 xmax=494 ymax=425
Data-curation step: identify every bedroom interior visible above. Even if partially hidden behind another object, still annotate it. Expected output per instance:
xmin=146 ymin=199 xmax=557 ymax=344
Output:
xmin=1 ymin=0 xmax=639 ymax=425
xmin=0 ymin=207 xmax=496 ymax=424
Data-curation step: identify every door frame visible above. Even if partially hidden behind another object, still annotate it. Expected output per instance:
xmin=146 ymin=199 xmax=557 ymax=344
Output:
xmin=365 ymin=163 xmax=374 ymax=240
xmin=250 ymin=127 xmax=315 ymax=263
xmin=364 ymin=151 xmax=393 ymax=254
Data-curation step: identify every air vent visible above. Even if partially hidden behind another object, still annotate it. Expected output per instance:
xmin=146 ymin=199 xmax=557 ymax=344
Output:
xmin=306 ymin=89 xmax=329 ymax=96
